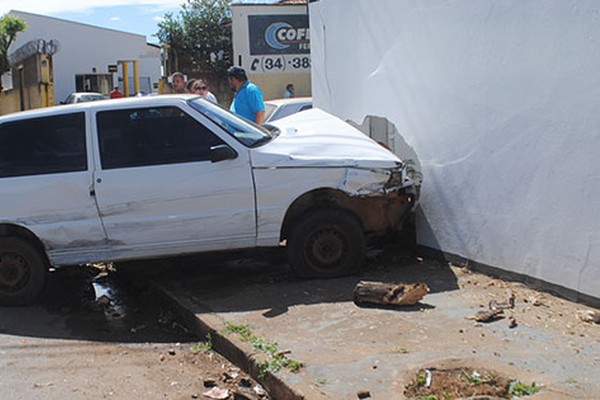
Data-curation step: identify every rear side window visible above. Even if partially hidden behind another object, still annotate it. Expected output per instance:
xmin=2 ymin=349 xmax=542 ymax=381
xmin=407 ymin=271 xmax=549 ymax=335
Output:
xmin=97 ymin=106 xmax=224 ymax=169
xmin=0 ymin=113 xmax=87 ymax=178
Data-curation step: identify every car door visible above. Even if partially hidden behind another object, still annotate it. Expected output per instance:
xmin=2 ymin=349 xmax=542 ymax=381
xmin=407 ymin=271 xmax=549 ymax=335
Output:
xmin=91 ymin=105 xmax=256 ymax=258
xmin=0 ymin=111 xmax=107 ymax=265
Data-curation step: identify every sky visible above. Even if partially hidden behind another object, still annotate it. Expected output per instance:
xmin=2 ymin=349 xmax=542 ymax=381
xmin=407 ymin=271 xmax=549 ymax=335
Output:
xmin=0 ymin=1 xmax=190 ymax=44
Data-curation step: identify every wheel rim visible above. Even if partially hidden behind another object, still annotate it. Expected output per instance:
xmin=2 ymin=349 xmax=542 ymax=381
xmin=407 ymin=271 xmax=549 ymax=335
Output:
xmin=305 ymin=226 xmax=346 ymax=269
xmin=0 ymin=252 xmax=30 ymax=293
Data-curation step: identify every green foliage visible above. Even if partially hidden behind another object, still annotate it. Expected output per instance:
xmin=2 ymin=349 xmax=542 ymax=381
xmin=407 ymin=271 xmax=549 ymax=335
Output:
xmin=0 ymin=13 xmax=26 ymax=90
xmin=509 ymin=381 xmax=540 ymax=397
xmin=416 ymin=371 xmax=428 ymax=386
xmin=224 ymin=322 xmax=303 ymax=379
xmin=156 ymin=0 xmax=232 ymax=76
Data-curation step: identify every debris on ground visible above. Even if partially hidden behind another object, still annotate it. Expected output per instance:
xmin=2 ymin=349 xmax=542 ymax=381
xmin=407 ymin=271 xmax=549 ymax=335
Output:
xmin=404 ymin=367 xmax=540 ymax=399
xmin=577 ymin=309 xmax=600 ymax=324
xmin=467 ymin=309 xmax=504 ymax=323
xmin=353 ymin=281 xmax=429 ymax=306
xmin=202 ymin=386 xmax=229 ymax=399
xmin=489 ymin=289 xmax=515 ymax=310
xmin=356 ymin=389 xmax=371 ymax=398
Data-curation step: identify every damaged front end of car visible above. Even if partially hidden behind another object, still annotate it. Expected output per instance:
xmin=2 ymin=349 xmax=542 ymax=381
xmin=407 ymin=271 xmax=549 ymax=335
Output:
xmin=336 ymin=163 xmax=420 ymax=233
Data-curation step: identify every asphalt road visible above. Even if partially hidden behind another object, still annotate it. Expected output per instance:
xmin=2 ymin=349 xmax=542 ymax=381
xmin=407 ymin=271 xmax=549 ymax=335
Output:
xmin=0 ymin=265 xmax=267 ymax=400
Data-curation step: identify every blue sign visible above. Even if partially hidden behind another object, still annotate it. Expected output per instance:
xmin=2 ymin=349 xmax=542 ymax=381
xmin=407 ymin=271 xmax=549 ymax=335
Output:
xmin=249 ymin=14 xmax=310 ymax=55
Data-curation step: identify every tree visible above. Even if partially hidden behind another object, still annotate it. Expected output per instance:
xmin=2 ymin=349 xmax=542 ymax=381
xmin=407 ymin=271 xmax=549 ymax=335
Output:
xmin=0 ymin=14 xmax=26 ymax=92
xmin=156 ymin=0 xmax=232 ymax=77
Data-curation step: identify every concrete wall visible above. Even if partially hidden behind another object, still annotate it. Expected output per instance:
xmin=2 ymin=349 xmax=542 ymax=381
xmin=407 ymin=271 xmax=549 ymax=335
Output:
xmin=309 ymin=0 xmax=600 ymax=299
xmin=8 ymin=10 xmax=161 ymax=104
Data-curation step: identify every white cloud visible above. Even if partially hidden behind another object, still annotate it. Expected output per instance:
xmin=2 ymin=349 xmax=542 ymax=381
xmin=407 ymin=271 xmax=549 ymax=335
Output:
xmin=0 ymin=0 xmax=183 ymax=16
xmin=110 ymin=16 xmax=122 ymax=21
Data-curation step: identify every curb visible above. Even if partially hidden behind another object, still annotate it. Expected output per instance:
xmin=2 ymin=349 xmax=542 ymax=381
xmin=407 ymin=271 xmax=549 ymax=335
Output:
xmin=151 ymin=281 xmax=307 ymax=400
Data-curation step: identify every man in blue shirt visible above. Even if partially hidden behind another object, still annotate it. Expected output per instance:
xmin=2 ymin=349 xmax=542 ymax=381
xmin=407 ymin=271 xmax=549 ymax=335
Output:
xmin=227 ymin=66 xmax=265 ymax=124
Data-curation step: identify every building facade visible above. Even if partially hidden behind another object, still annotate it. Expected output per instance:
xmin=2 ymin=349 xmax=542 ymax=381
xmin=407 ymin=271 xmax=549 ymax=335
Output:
xmin=6 ymin=10 xmax=161 ymax=106
xmin=232 ymin=2 xmax=310 ymax=100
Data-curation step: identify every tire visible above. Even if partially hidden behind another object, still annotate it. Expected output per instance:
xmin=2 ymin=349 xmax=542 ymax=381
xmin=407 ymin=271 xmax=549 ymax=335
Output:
xmin=287 ymin=208 xmax=366 ymax=278
xmin=0 ymin=237 xmax=48 ymax=306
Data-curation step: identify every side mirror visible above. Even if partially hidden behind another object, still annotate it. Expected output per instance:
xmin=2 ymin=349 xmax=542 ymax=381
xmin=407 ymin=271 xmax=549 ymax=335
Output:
xmin=210 ymin=144 xmax=237 ymax=163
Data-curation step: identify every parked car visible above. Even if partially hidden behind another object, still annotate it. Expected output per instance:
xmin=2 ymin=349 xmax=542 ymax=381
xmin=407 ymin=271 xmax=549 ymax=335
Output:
xmin=61 ymin=92 xmax=106 ymax=104
xmin=264 ymin=97 xmax=312 ymax=122
xmin=0 ymin=95 xmax=419 ymax=305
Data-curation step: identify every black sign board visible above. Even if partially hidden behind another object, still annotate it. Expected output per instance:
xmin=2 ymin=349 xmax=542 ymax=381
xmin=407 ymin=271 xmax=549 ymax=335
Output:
xmin=108 ymin=64 xmax=118 ymax=73
xmin=248 ymin=14 xmax=310 ymax=55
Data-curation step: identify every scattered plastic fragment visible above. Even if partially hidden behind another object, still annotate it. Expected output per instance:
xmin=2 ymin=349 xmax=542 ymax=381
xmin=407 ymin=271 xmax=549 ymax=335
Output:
xmin=253 ymin=384 xmax=267 ymax=396
xmin=424 ymin=369 xmax=432 ymax=388
xmin=203 ymin=387 xmax=229 ymax=399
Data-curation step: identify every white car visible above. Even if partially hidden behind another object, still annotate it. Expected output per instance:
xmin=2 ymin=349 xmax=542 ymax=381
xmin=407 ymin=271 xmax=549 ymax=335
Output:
xmin=0 ymin=95 xmax=418 ymax=305
xmin=62 ymin=92 xmax=106 ymax=104
xmin=264 ymin=97 xmax=312 ymax=122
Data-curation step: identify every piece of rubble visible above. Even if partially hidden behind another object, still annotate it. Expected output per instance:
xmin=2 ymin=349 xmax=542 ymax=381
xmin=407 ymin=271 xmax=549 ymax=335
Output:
xmin=467 ymin=309 xmax=504 ymax=322
xmin=577 ymin=310 xmax=600 ymax=324
xmin=233 ymin=391 xmax=260 ymax=400
xmin=253 ymin=384 xmax=267 ymax=397
xmin=508 ymin=317 xmax=518 ymax=328
xmin=357 ymin=389 xmax=371 ymax=399
xmin=203 ymin=379 xmax=217 ymax=388
xmin=353 ymin=281 xmax=429 ymax=306
xmin=203 ymin=387 xmax=229 ymax=399
xmin=489 ymin=289 xmax=514 ymax=310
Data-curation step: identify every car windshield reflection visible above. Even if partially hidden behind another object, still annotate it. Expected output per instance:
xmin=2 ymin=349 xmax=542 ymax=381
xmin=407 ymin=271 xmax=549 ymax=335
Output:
xmin=188 ymin=98 xmax=277 ymax=148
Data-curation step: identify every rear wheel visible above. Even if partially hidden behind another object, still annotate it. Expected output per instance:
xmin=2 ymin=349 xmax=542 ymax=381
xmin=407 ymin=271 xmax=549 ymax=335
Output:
xmin=0 ymin=237 xmax=47 ymax=306
xmin=287 ymin=208 xmax=365 ymax=278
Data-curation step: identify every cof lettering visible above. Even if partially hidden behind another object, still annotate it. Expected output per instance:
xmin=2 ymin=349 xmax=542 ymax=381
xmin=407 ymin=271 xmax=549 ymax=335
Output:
xmin=276 ymin=27 xmax=310 ymax=44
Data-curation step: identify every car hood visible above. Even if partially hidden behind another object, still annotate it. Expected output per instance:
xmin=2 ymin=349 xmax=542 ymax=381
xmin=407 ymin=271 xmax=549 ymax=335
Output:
xmin=250 ymin=109 xmax=402 ymax=169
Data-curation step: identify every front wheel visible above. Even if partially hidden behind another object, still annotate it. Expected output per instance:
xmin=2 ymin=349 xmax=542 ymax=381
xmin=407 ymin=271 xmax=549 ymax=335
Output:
xmin=0 ymin=237 xmax=48 ymax=306
xmin=287 ymin=208 xmax=365 ymax=278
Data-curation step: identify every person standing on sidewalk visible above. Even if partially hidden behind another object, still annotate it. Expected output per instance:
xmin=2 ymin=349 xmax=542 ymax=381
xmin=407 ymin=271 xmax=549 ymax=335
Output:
xmin=170 ymin=72 xmax=187 ymax=94
xmin=110 ymin=86 xmax=123 ymax=98
xmin=193 ymin=79 xmax=218 ymax=104
xmin=227 ymin=66 xmax=265 ymax=125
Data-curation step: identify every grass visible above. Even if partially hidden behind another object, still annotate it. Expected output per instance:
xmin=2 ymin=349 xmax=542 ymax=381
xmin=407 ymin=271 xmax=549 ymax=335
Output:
xmin=190 ymin=333 xmax=213 ymax=353
xmin=509 ymin=381 xmax=540 ymax=397
xmin=224 ymin=323 xmax=304 ymax=378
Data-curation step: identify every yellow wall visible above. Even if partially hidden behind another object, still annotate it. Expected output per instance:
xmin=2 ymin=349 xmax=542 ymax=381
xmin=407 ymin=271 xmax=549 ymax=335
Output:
xmin=0 ymin=90 xmax=21 ymax=116
xmin=249 ymin=72 xmax=311 ymax=101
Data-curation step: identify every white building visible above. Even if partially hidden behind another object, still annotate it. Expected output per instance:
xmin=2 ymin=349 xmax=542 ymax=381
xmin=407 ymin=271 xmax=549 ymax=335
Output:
xmin=8 ymin=10 xmax=161 ymax=104
xmin=310 ymin=0 xmax=600 ymax=302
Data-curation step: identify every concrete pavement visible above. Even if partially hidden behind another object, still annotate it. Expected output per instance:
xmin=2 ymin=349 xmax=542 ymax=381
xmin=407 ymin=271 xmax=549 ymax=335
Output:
xmin=134 ymin=249 xmax=600 ymax=399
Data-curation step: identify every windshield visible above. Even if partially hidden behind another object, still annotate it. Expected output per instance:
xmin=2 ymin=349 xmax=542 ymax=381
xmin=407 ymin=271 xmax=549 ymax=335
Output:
xmin=264 ymin=102 xmax=277 ymax=121
xmin=188 ymin=98 xmax=276 ymax=147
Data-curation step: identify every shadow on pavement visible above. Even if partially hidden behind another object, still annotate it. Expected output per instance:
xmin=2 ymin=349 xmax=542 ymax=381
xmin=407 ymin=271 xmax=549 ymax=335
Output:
xmin=0 ymin=244 xmax=459 ymax=342
xmin=120 ymin=244 xmax=460 ymax=316
xmin=0 ymin=264 xmax=197 ymax=343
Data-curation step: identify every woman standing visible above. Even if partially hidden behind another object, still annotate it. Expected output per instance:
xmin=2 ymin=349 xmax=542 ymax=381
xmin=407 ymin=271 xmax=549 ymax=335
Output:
xmin=192 ymin=79 xmax=218 ymax=104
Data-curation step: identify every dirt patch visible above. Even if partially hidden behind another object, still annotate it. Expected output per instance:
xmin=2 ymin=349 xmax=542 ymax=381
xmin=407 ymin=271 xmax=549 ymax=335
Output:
xmin=404 ymin=367 xmax=539 ymax=399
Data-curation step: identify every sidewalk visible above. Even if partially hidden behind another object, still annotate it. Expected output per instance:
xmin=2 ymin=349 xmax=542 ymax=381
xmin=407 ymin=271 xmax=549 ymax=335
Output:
xmin=143 ymin=250 xmax=600 ymax=399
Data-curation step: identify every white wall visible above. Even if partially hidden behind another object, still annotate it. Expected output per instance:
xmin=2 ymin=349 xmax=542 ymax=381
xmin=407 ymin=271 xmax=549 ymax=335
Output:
xmin=310 ymin=0 xmax=600 ymax=298
xmin=9 ymin=11 xmax=161 ymax=103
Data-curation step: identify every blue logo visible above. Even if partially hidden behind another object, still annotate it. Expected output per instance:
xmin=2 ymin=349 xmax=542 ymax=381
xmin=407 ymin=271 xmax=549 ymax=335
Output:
xmin=265 ymin=22 xmax=292 ymax=50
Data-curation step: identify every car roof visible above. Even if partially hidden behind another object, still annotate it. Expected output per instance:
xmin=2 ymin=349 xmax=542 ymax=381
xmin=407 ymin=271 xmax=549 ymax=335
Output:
xmin=72 ymin=92 xmax=104 ymax=96
xmin=264 ymin=97 xmax=312 ymax=106
xmin=0 ymin=94 xmax=200 ymax=122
